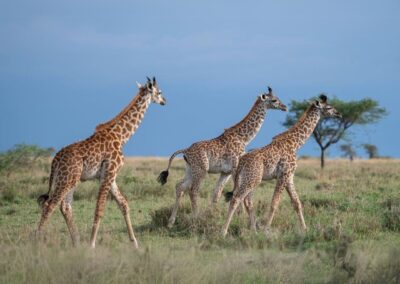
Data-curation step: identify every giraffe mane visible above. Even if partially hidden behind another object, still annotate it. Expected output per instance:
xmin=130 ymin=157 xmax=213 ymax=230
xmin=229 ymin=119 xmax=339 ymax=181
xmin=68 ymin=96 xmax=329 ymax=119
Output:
xmin=272 ymin=104 xmax=315 ymax=141
xmin=94 ymin=89 xmax=145 ymax=133
xmin=223 ymin=97 xmax=262 ymax=135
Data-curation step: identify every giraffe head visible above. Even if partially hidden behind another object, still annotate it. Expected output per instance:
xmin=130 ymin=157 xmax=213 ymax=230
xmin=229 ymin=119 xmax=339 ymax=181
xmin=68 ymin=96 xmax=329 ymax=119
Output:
xmin=313 ymin=94 xmax=341 ymax=118
xmin=137 ymin=77 xmax=166 ymax=105
xmin=259 ymin=86 xmax=287 ymax=111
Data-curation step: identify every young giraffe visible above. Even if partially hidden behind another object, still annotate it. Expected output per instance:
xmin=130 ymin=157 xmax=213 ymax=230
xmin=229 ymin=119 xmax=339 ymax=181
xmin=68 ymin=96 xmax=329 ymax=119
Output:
xmin=36 ymin=77 xmax=166 ymax=248
xmin=222 ymin=95 xmax=341 ymax=236
xmin=158 ymin=87 xmax=287 ymax=228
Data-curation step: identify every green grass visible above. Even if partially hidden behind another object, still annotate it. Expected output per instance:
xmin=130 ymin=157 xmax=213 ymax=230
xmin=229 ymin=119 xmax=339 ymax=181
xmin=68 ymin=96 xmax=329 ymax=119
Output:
xmin=0 ymin=158 xmax=400 ymax=283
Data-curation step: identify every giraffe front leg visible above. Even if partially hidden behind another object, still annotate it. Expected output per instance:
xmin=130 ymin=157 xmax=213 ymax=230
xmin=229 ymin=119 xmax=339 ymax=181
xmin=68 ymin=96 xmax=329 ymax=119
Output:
xmin=286 ymin=176 xmax=307 ymax=232
xmin=111 ymin=181 xmax=138 ymax=248
xmin=263 ymin=175 xmax=287 ymax=234
xmin=210 ymin=173 xmax=231 ymax=206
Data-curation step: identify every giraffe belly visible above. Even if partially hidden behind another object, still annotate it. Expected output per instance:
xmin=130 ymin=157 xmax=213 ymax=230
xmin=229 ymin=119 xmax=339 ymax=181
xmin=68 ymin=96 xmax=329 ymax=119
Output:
xmin=80 ymin=166 xmax=101 ymax=181
xmin=262 ymin=165 xmax=278 ymax=180
xmin=208 ymin=158 xmax=232 ymax=174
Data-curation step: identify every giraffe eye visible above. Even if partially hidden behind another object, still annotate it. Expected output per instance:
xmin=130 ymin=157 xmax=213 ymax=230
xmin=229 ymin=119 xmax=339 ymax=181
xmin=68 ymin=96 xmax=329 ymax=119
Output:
xmin=271 ymin=99 xmax=277 ymax=103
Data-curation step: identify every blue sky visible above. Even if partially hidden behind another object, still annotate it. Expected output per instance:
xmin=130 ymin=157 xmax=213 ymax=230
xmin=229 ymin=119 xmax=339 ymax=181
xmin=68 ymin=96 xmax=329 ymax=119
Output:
xmin=0 ymin=0 xmax=399 ymax=158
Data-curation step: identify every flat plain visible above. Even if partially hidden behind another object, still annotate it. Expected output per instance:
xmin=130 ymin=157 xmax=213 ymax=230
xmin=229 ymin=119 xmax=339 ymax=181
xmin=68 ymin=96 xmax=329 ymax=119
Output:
xmin=0 ymin=157 xmax=399 ymax=283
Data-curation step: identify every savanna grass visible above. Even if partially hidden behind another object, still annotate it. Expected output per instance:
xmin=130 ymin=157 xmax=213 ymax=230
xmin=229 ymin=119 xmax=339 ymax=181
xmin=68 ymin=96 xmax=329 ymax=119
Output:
xmin=0 ymin=157 xmax=399 ymax=283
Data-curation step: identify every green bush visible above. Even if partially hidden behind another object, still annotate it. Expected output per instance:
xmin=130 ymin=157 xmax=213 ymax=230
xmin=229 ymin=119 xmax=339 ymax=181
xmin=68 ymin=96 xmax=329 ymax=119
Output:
xmin=0 ymin=144 xmax=54 ymax=175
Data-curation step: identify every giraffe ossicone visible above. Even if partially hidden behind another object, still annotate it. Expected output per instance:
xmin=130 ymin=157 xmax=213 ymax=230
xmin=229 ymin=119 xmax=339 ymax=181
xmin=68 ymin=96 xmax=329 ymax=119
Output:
xmin=36 ymin=77 xmax=166 ymax=248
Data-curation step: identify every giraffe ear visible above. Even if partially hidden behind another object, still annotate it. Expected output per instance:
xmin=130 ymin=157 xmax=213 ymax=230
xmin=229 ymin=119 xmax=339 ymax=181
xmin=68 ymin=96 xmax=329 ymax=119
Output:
xmin=314 ymin=100 xmax=321 ymax=108
xmin=261 ymin=94 xmax=268 ymax=101
xmin=136 ymin=82 xmax=142 ymax=89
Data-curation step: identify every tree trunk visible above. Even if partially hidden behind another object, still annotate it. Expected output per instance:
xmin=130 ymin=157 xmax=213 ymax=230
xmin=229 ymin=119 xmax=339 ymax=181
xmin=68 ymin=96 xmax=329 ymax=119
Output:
xmin=320 ymin=149 xmax=325 ymax=169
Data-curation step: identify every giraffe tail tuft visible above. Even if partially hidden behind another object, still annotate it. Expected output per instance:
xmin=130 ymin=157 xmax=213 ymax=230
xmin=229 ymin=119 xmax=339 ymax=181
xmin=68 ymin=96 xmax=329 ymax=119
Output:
xmin=37 ymin=194 xmax=49 ymax=207
xmin=224 ymin=191 xmax=234 ymax=202
xmin=157 ymin=170 xmax=169 ymax=185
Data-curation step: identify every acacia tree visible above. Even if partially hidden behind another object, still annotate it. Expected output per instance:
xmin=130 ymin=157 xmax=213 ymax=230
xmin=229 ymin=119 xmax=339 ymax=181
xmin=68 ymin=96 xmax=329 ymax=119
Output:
xmin=283 ymin=95 xmax=387 ymax=168
xmin=362 ymin=143 xmax=379 ymax=159
xmin=340 ymin=144 xmax=356 ymax=161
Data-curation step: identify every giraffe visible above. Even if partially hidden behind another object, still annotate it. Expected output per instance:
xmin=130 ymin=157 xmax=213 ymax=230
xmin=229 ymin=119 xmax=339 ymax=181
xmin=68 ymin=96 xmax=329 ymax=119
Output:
xmin=157 ymin=87 xmax=287 ymax=228
xmin=222 ymin=95 xmax=341 ymax=236
xmin=36 ymin=77 xmax=166 ymax=248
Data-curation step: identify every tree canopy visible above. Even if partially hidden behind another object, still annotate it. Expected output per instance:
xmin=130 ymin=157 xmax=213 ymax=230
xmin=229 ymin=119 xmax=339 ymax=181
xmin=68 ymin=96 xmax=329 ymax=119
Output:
xmin=363 ymin=143 xmax=379 ymax=159
xmin=283 ymin=95 xmax=387 ymax=168
xmin=340 ymin=144 xmax=356 ymax=161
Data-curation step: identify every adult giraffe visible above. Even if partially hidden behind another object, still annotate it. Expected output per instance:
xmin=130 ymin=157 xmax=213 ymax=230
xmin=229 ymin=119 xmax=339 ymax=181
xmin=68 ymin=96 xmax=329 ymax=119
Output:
xmin=158 ymin=87 xmax=287 ymax=228
xmin=37 ymin=77 xmax=166 ymax=248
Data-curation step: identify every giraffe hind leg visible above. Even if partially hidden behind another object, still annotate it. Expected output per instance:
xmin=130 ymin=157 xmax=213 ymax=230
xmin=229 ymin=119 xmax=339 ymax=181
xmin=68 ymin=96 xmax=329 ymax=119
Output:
xmin=168 ymin=178 xmax=191 ymax=228
xmin=37 ymin=179 xmax=79 ymax=242
xmin=222 ymin=185 xmax=256 ymax=237
xmin=168 ymin=166 xmax=192 ymax=228
xmin=60 ymin=188 xmax=80 ymax=246
xmin=188 ymin=170 xmax=206 ymax=217
xmin=37 ymin=156 xmax=82 ymax=244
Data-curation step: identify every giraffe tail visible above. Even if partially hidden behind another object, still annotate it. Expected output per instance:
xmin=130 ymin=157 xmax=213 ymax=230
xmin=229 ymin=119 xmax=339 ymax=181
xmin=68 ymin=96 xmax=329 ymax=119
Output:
xmin=157 ymin=149 xmax=186 ymax=185
xmin=224 ymin=160 xmax=244 ymax=202
xmin=37 ymin=156 xmax=58 ymax=207
xmin=224 ymin=191 xmax=233 ymax=202
xmin=37 ymin=194 xmax=49 ymax=207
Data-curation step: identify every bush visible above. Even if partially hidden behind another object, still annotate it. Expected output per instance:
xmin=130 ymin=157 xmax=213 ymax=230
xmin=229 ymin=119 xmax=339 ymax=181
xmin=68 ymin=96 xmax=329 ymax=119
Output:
xmin=0 ymin=144 xmax=54 ymax=175
xmin=382 ymin=198 xmax=400 ymax=232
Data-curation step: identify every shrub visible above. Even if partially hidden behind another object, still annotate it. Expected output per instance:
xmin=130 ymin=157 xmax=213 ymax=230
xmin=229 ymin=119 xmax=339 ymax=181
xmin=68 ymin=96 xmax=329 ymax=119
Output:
xmin=382 ymin=198 xmax=400 ymax=232
xmin=0 ymin=144 xmax=54 ymax=175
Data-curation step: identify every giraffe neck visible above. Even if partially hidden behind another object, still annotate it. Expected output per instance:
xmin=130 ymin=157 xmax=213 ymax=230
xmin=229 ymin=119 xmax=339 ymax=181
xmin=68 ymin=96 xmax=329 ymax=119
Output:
xmin=95 ymin=90 xmax=152 ymax=145
xmin=276 ymin=105 xmax=321 ymax=150
xmin=223 ymin=98 xmax=266 ymax=145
